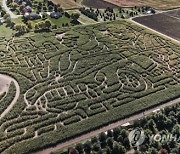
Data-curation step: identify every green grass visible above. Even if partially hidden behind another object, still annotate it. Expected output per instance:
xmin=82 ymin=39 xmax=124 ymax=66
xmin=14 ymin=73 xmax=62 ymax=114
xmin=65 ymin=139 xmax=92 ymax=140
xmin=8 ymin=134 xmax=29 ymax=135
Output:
xmin=0 ymin=25 xmax=14 ymax=38
xmin=47 ymin=16 xmax=71 ymax=27
xmin=68 ymin=10 xmax=97 ymax=24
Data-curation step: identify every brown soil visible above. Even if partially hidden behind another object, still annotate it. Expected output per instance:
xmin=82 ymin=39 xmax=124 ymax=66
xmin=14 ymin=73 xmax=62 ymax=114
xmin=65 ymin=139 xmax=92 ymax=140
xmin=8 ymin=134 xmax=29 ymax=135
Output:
xmin=133 ymin=12 xmax=180 ymax=41
xmin=104 ymin=0 xmax=180 ymax=9
xmin=82 ymin=0 xmax=119 ymax=9
xmin=50 ymin=0 xmax=82 ymax=9
xmin=164 ymin=9 xmax=180 ymax=18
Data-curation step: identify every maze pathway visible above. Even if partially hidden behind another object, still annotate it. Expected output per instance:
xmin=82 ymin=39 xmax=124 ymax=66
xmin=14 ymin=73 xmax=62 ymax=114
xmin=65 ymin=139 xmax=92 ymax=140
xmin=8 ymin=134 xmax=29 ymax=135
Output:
xmin=0 ymin=20 xmax=179 ymax=153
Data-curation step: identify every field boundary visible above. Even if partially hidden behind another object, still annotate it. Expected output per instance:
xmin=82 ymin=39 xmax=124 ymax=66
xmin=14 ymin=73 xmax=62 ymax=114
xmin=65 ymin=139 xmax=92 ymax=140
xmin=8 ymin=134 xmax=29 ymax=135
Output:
xmin=131 ymin=17 xmax=180 ymax=43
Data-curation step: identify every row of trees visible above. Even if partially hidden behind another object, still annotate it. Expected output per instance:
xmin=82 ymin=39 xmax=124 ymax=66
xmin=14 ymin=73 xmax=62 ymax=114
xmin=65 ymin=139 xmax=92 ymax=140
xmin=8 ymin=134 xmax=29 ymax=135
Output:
xmin=34 ymin=19 xmax=52 ymax=31
xmin=67 ymin=127 xmax=130 ymax=154
xmin=14 ymin=19 xmax=52 ymax=34
xmin=35 ymin=1 xmax=62 ymax=14
xmin=65 ymin=103 xmax=180 ymax=154
xmin=79 ymin=7 xmax=98 ymax=21
xmin=79 ymin=6 xmax=154 ymax=22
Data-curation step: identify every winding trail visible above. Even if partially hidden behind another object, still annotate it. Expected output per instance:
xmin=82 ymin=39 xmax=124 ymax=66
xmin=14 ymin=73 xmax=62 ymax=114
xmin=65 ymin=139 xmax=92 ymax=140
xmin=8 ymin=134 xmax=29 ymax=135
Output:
xmin=36 ymin=97 xmax=180 ymax=154
xmin=0 ymin=74 xmax=20 ymax=119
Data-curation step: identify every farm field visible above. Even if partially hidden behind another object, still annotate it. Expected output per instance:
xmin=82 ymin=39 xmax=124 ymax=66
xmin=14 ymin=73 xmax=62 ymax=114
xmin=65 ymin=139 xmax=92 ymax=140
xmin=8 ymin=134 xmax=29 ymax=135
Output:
xmin=164 ymin=8 xmax=180 ymax=18
xmin=50 ymin=0 xmax=82 ymax=9
xmin=133 ymin=11 xmax=180 ymax=41
xmin=104 ymin=0 xmax=180 ymax=10
xmin=0 ymin=20 xmax=180 ymax=153
xmin=82 ymin=0 xmax=119 ymax=9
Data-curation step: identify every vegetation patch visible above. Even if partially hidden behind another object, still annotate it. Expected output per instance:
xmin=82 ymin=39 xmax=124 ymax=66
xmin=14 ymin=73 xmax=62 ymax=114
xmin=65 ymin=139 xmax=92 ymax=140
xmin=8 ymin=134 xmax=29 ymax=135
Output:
xmin=55 ymin=104 xmax=180 ymax=154
xmin=0 ymin=20 xmax=179 ymax=153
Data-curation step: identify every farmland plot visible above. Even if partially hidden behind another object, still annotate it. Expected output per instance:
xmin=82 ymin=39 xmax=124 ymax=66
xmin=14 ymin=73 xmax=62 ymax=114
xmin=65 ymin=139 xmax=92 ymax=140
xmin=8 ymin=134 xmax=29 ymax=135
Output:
xmin=133 ymin=11 xmax=180 ymax=41
xmin=82 ymin=0 xmax=119 ymax=8
xmin=164 ymin=8 xmax=180 ymax=19
xmin=0 ymin=20 xmax=180 ymax=153
xmin=50 ymin=0 xmax=82 ymax=9
xmin=104 ymin=0 xmax=180 ymax=10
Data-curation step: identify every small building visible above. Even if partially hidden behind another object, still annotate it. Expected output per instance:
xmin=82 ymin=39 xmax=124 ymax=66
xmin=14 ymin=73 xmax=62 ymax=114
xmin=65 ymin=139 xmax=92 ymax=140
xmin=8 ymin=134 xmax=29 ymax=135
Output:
xmin=25 ymin=13 xmax=41 ymax=20
xmin=22 ymin=6 xmax=32 ymax=14
xmin=50 ymin=12 xmax=62 ymax=19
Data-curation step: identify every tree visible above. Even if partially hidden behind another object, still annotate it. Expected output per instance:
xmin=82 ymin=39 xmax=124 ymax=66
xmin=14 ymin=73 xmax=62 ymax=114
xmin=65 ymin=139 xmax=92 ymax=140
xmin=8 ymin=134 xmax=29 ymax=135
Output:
xmin=34 ymin=23 xmax=40 ymax=31
xmin=14 ymin=24 xmax=28 ymax=33
xmin=71 ymin=12 xmax=80 ymax=21
xmin=107 ymin=137 xmax=113 ymax=149
xmin=5 ymin=17 xmax=12 ymax=26
xmin=1 ymin=10 xmax=6 ymax=17
xmin=112 ymin=142 xmax=119 ymax=154
xmin=10 ymin=2 xmax=19 ymax=9
xmin=3 ymin=14 xmax=10 ymax=20
xmin=107 ymin=130 xmax=113 ymax=137
xmin=113 ymin=127 xmax=121 ymax=140
xmin=48 ymin=5 xmax=53 ymax=12
xmin=99 ymin=132 xmax=107 ymax=143
xmin=44 ymin=19 xmax=51 ymax=29
xmin=119 ymin=145 xmax=126 ymax=154
xmin=106 ymin=147 xmax=111 ymax=154
xmin=91 ymin=136 xmax=98 ymax=144
xmin=93 ymin=143 xmax=101 ymax=152
xmin=64 ymin=11 xmax=70 ymax=18
xmin=148 ymin=147 xmax=157 ymax=154
xmin=75 ymin=143 xmax=83 ymax=154
xmin=68 ymin=147 xmax=79 ymax=154
xmin=172 ymin=124 xmax=180 ymax=135
xmin=123 ymin=137 xmax=130 ymax=149
xmin=171 ymin=147 xmax=180 ymax=154
xmin=38 ymin=21 xmax=45 ymax=30
xmin=57 ymin=7 xmax=63 ymax=12
xmin=83 ymin=141 xmax=91 ymax=154
xmin=14 ymin=24 xmax=21 ymax=32
xmin=27 ymin=21 xmax=32 ymax=29
xmin=145 ymin=119 xmax=157 ymax=133
xmin=120 ymin=129 xmax=128 ymax=138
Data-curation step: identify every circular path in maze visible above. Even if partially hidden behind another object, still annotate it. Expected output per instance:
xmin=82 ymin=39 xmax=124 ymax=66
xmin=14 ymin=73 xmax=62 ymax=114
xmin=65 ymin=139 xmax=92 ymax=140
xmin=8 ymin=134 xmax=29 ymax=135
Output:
xmin=0 ymin=74 xmax=20 ymax=119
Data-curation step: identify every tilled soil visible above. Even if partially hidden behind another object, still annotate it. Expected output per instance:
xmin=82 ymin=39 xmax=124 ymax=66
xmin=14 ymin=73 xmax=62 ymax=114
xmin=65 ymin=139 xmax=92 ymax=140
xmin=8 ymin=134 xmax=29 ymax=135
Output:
xmin=133 ymin=13 xmax=180 ymax=41
xmin=82 ymin=0 xmax=119 ymax=9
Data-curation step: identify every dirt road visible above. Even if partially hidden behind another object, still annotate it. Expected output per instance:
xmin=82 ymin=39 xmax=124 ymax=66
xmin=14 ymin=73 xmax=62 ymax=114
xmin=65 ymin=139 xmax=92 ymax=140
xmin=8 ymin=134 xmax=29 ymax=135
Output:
xmin=2 ymin=0 xmax=21 ymax=18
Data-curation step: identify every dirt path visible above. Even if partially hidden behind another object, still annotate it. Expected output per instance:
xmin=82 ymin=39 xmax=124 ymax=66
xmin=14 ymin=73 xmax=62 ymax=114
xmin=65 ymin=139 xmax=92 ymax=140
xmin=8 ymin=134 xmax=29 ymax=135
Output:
xmin=36 ymin=97 xmax=180 ymax=154
xmin=2 ymin=0 xmax=22 ymax=18
xmin=0 ymin=74 xmax=20 ymax=119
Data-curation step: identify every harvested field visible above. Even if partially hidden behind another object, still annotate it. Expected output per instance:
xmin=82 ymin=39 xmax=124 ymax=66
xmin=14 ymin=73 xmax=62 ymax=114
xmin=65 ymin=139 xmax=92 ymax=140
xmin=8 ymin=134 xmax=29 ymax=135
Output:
xmin=133 ymin=13 xmax=180 ymax=41
xmin=104 ymin=0 xmax=180 ymax=10
xmin=50 ymin=0 xmax=81 ymax=9
xmin=164 ymin=8 xmax=180 ymax=19
xmin=82 ymin=0 xmax=119 ymax=9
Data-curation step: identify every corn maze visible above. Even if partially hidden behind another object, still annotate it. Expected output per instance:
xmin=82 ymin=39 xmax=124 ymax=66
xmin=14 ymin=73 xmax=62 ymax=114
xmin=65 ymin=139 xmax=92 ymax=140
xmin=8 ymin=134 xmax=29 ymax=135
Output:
xmin=0 ymin=20 xmax=180 ymax=153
